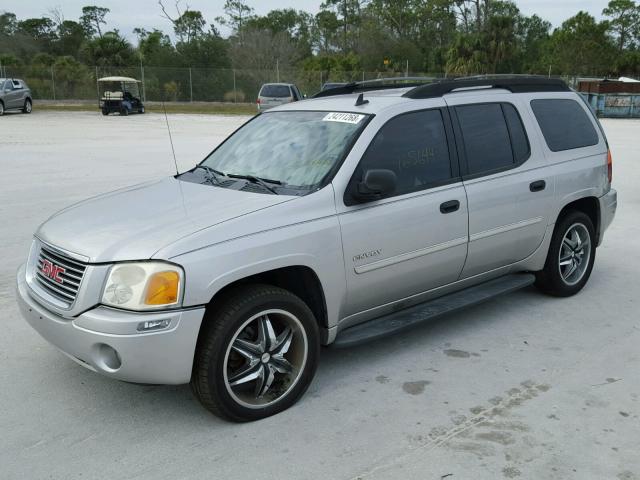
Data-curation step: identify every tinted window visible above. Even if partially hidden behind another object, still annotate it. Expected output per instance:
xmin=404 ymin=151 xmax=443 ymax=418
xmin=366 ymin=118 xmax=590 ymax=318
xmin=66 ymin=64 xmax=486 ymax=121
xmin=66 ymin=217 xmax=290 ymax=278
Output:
xmin=503 ymin=104 xmax=530 ymax=163
xmin=357 ymin=109 xmax=453 ymax=196
xmin=531 ymin=99 xmax=599 ymax=152
xmin=260 ymin=85 xmax=291 ymax=97
xmin=456 ymin=104 xmax=514 ymax=174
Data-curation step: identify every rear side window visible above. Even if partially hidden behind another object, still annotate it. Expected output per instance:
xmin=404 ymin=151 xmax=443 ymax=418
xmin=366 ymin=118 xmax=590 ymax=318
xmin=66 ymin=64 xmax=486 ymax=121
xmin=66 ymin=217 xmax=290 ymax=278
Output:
xmin=503 ymin=104 xmax=530 ymax=163
xmin=357 ymin=109 xmax=453 ymax=197
xmin=456 ymin=104 xmax=516 ymax=175
xmin=531 ymin=99 xmax=599 ymax=152
xmin=260 ymin=85 xmax=291 ymax=98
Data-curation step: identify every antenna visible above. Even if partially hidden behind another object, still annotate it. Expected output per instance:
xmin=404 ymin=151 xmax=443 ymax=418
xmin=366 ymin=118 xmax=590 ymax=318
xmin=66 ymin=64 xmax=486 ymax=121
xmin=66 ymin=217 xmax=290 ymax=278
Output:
xmin=162 ymin=100 xmax=179 ymax=175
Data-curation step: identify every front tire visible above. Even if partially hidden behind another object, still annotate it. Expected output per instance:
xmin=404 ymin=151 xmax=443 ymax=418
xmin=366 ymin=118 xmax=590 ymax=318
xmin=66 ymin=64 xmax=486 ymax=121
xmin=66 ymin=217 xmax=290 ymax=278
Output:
xmin=23 ymin=98 xmax=32 ymax=114
xmin=191 ymin=284 xmax=320 ymax=422
xmin=0 ymin=101 xmax=4 ymax=116
xmin=535 ymin=210 xmax=596 ymax=297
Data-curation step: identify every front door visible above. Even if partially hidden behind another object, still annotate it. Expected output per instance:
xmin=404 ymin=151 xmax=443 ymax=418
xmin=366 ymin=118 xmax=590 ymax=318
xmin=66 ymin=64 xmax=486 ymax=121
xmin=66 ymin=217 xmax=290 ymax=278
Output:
xmin=337 ymin=107 xmax=469 ymax=317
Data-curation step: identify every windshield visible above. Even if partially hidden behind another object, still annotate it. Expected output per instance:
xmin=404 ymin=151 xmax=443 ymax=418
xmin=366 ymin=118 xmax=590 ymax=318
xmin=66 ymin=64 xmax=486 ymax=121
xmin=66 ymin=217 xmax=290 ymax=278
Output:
xmin=200 ymin=111 xmax=369 ymax=189
xmin=260 ymin=85 xmax=292 ymax=97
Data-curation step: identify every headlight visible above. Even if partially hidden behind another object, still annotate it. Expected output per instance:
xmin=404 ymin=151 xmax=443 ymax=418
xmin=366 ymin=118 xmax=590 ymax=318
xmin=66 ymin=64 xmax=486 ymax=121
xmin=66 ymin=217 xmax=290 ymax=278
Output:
xmin=101 ymin=262 xmax=184 ymax=311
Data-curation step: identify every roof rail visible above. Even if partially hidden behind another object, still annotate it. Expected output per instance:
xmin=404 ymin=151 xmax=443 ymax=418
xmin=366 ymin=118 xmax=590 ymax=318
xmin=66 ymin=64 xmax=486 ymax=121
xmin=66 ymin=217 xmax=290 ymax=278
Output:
xmin=312 ymin=76 xmax=438 ymax=98
xmin=403 ymin=76 xmax=570 ymax=99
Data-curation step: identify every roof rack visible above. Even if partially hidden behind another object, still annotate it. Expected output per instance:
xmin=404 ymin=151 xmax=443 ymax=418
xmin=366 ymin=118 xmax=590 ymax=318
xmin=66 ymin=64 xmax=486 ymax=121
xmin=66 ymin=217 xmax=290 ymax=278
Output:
xmin=312 ymin=76 xmax=437 ymax=98
xmin=403 ymin=76 xmax=570 ymax=98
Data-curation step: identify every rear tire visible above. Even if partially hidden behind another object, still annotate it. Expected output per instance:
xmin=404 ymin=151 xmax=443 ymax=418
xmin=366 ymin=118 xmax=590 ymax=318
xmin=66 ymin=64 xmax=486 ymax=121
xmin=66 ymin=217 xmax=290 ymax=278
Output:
xmin=191 ymin=284 xmax=320 ymax=422
xmin=22 ymin=98 xmax=32 ymax=114
xmin=120 ymin=107 xmax=129 ymax=116
xmin=0 ymin=101 xmax=4 ymax=116
xmin=535 ymin=210 xmax=596 ymax=297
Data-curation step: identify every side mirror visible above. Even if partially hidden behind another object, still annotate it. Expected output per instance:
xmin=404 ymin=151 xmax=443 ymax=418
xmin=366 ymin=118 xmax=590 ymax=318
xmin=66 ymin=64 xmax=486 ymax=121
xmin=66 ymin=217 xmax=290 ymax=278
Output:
xmin=352 ymin=169 xmax=397 ymax=203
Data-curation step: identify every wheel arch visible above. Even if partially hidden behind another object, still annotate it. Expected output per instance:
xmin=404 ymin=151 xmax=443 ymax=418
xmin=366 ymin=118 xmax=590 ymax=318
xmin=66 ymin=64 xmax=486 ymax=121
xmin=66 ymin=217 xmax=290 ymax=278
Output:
xmin=556 ymin=196 xmax=600 ymax=243
xmin=202 ymin=265 xmax=330 ymax=342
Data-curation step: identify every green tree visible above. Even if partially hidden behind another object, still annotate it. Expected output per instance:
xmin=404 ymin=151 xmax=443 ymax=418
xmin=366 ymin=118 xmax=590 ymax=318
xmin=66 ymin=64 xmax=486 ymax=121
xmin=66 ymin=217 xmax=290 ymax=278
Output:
xmin=216 ymin=0 xmax=254 ymax=35
xmin=545 ymin=12 xmax=616 ymax=75
xmin=135 ymin=29 xmax=178 ymax=66
xmin=80 ymin=6 xmax=110 ymax=38
xmin=56 ymin=20 xmax=86 ymax=58
xmin=0 ymin=12 xmax=18 ymax=36
xmin=602 ymin=0 xmax=640 ymax=50
xmin=81 ymin=30 xmax=134 ymax=66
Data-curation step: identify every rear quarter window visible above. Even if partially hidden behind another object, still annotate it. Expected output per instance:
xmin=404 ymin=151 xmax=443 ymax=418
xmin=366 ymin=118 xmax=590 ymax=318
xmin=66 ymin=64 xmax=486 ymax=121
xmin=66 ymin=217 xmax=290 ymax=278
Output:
xmin=530 ymin=99 xmax=599 ymax=152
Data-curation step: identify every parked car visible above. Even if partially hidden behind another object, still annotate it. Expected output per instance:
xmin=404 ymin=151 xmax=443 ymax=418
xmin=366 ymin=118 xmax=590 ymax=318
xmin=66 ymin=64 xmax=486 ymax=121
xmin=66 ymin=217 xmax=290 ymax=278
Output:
xmin=257 ymin=82 xmax=303 ymax=110
xmin=17 ymin=76 xmax=617 ymax=422
xmin=321 ymin=82 xmax=348 ymax=91
xmin=98 ymin=76 xmax=145 ymax=116
xmin=0 ymin=78 xmax=32 ymax=116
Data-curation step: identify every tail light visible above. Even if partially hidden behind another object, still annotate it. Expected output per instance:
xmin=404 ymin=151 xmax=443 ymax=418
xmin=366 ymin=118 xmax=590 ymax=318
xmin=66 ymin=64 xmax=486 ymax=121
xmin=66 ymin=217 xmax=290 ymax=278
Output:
xmin=607 ymin=149 xmax=613 ymax=184
xmin=256 ymin=98 xmax=261 ymax=104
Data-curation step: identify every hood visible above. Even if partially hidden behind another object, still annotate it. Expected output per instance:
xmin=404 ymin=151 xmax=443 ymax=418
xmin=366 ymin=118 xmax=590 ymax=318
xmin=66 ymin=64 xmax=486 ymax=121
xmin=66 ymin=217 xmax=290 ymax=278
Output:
xmin=37 ymin=177 xmax=294 ymax=262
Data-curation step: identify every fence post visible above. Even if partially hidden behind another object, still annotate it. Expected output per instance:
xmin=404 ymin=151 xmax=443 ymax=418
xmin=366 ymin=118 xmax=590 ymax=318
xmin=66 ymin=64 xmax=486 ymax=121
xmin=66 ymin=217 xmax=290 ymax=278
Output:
xmin=189 ymin=67 xmax=193 ymax=102
xmin=233 ymin=69 xmax=237 ymax=103
xmin=51 ymin=66 xmax=56 ymax=101
xmin=362 ymin=71 xmax=365 ymax=81
xmin=320 ymin=70 xmax=323 ymax=90
xmin=95 ymin=66 xmax=99 ymax=108
xmin=141 ymin=64 xmax=146 ymax=102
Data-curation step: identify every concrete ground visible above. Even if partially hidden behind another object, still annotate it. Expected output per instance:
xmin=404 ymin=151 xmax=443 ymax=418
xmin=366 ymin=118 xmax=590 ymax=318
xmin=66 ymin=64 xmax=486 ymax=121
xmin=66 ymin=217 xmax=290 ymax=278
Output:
xmin=1 ymin=111 xmax=638 ymax=480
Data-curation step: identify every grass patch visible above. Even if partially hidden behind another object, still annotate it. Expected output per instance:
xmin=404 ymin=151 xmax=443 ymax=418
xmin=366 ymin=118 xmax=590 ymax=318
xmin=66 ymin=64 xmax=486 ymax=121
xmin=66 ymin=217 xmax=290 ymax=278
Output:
xmin=36 ymin=101 xmax=257 ymax=116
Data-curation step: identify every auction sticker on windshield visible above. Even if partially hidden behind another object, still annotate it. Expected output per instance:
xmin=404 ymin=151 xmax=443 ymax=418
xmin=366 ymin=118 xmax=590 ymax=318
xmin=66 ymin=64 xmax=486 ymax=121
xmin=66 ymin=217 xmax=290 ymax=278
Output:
xmin=322 ymin=112 xmax=365 ymax=124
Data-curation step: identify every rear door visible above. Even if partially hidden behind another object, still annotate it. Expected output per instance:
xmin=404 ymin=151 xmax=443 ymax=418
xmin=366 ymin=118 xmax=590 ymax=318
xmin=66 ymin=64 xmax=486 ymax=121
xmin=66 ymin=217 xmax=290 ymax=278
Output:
xmin=337 ymin=107 xmax=469 ymax=317
xmin=9 ymin=79 xmax=25 ymax=108
xmin=446 ymin=96 xmax=553 ymax=278
xmin=3 ymin=79 xmax=18 ymax=108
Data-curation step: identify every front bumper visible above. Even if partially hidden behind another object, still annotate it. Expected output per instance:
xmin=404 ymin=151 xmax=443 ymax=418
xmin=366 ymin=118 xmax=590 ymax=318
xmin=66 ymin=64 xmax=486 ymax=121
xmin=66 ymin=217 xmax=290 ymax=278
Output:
xmin=16 ymin=264 xmax=205 ymax=384
xmin=598 ymin=188 xmax=617 ymax=246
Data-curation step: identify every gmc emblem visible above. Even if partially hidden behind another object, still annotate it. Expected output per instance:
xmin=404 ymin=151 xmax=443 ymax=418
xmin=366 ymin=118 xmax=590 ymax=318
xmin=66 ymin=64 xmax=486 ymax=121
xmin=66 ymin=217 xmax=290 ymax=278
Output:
xmin=42 ymin=259 xmax=65 ymax=284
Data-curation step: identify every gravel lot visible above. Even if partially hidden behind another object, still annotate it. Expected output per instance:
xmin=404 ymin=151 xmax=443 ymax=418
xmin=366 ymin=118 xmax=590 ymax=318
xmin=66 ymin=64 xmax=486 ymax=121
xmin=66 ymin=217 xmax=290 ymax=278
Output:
xmin=1 ymin=111 xmax=638 ymax=480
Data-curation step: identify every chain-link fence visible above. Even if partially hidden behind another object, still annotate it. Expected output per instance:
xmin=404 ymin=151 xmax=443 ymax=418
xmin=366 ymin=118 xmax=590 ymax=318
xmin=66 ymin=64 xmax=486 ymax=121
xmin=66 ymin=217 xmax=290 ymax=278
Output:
xmin=1 ymin=63 xmax=590 ymax=103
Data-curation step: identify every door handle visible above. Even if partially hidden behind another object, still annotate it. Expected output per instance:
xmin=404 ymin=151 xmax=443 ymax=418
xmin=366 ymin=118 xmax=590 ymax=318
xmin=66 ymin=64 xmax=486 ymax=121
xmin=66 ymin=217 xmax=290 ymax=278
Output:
xmin=529 ymin=180 xmax=546 ymax=192
xmin=440 ymin=200 xmax=460 ymax=214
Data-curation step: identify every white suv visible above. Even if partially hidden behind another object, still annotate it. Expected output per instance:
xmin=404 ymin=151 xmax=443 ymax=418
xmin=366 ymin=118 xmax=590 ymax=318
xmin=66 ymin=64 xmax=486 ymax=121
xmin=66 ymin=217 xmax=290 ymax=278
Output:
xmin=16 ymin=76 xmax=617 ymax=421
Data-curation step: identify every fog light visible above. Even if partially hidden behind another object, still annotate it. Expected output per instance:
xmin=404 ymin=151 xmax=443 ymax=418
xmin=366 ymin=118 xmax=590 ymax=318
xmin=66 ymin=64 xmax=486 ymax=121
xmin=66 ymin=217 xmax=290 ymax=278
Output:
xmin=137 ymin=318 xmax=171 ymax=332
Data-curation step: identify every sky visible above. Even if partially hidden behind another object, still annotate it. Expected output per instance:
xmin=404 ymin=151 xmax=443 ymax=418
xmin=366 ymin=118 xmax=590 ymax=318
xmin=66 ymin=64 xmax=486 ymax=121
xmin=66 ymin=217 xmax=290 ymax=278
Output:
xmin=3 ymin=0 xmax=611 ymax=41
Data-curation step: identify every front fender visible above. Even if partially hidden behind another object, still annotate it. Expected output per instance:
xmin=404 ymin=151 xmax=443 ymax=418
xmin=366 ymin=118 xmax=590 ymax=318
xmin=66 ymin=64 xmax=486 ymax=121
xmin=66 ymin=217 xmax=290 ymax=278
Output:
xmin=170 ymin=216 xmax=347 ymax=329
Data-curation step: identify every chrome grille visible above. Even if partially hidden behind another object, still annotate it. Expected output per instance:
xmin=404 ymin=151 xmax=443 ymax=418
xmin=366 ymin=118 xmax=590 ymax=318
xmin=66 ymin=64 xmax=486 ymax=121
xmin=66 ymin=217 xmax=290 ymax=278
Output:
xmin=35 ymin=244 xmax=87 ymax=306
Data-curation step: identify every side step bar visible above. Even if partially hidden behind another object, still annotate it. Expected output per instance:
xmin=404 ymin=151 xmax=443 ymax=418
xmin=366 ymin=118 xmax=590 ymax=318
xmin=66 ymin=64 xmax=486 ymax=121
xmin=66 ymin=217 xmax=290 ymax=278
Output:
xmin=332 ymin=273 xmax=535 ymax=348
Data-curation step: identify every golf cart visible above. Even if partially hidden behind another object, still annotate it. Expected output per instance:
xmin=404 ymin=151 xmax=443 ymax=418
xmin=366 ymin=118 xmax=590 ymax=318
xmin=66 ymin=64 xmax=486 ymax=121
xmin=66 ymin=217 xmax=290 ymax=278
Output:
xmin=98 ymin=76 xmax=145 ymax=116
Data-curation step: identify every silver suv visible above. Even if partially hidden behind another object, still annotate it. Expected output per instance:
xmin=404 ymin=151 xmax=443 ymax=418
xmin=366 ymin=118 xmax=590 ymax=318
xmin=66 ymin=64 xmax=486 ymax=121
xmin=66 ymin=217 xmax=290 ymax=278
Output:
xmin=0 ymin=78 xmax=33 ymax=115
xmin=257 ymin=82 xmax=303 ymax=110
xmin=16 ymin=77 xmax=617 ymax=421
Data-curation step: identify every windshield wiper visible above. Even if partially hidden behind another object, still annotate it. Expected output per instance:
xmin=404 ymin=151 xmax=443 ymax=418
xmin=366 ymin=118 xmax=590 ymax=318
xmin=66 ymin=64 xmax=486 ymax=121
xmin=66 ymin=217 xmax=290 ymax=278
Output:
xmin=228 ymin=174 xmax=282 ymax=194
xmin=194 ymin=165 xmax=227 ymax=185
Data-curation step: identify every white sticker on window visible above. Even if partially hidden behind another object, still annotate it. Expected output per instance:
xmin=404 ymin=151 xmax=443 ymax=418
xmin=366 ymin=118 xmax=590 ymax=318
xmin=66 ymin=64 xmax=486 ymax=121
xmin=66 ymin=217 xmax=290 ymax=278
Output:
xmin=322 ymin=112 xmax=365 ymax=124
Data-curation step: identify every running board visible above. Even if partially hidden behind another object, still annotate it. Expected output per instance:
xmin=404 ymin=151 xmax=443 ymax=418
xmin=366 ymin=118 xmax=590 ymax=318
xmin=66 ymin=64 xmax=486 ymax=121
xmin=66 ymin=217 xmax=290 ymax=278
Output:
xmin=333 ymin=273 xmax=535 ymax=348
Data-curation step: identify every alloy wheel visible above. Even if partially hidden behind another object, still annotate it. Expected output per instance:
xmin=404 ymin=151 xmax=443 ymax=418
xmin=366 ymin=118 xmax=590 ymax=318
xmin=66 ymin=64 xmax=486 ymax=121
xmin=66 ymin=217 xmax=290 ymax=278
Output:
xmin=223 ymin=309 xmax=308 ymax=409
xmin=558 ymin=223 xmax=591 ymax=286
